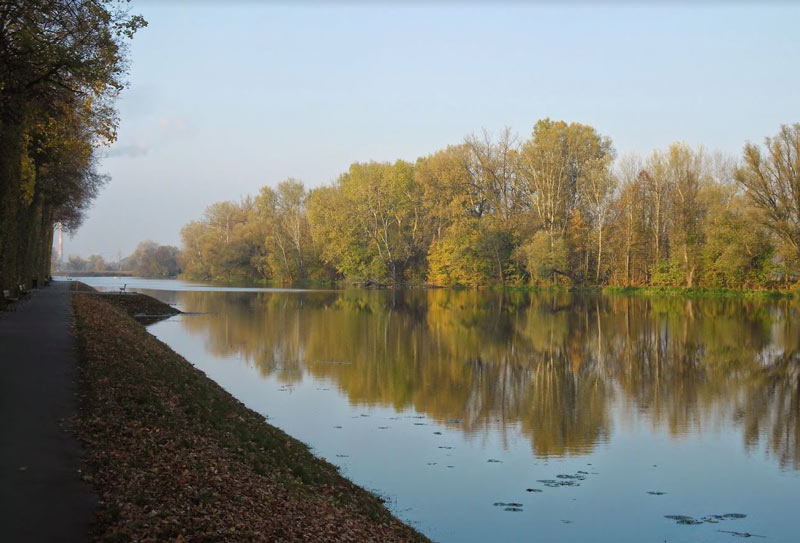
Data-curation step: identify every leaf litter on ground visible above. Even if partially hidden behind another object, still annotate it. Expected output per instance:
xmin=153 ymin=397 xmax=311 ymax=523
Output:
xmin=71 ymin=293 xmax=428 ymax=543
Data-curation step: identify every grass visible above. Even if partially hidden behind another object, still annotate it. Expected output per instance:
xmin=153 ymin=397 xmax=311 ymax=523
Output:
xmin=601 ymin=285 xmax=797 ymax=300
xmin=498 ymin=283 xmax=798 ymax=300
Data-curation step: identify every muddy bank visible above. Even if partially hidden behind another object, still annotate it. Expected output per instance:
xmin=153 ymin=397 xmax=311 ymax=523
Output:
xmin=71 ymin=291 xmax=427 ymax=542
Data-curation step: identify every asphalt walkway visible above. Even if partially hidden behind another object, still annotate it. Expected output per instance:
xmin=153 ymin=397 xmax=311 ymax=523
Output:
xmin=0 ymin=281 xmax=93 ymax=542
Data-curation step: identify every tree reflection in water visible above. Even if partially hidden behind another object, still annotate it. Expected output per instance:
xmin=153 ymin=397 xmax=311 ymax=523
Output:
xmin=176 ymin=289 xmax=800 ymax=469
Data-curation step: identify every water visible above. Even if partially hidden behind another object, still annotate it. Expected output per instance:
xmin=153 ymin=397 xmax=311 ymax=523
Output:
xmin=68 ymin=277 xmax=800 ymax=542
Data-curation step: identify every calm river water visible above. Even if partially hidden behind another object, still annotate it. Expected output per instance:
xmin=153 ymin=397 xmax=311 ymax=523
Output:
xmin=74 ymin=277 xmax=800 ymax=542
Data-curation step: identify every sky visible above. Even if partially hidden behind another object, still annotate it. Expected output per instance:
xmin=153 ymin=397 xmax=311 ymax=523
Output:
xmin=65 ymin=2 xmax=800 ymax=260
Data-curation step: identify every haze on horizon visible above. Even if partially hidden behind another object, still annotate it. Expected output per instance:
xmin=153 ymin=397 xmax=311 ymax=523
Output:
xmin=66 ymin=2 xmax=800 ymax=260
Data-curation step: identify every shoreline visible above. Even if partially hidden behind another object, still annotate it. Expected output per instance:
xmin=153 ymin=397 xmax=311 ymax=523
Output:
xmin=67 ymin=274 xmax=799 ymax=300
xmin=70 ymin=283 xmax=428 ymax=542
xmin=504 ymin=284 xmax=799 ymax=300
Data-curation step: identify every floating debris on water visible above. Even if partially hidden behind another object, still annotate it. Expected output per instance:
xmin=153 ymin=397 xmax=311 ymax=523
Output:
xmin=333 ymin=425 xmax=342 ymax=429
xmin=538 ymin=479 xmax=580 ymax=488
xmin=487 ymin=459 xmax=503 ymax=463
xmin=533 ymin=470 xmax=593 ymax=488
xmin=561 ymin=520 xmax=573 ymax=524
xmin=664 ymin=514 xmax=748 ymax=526
xmin=335 ymin=454 xmax=349 ymax=458
xmin=718 ymin=530 xmax=765 ymax=538
xmin=525 ymin=488 xmax=542 ymax=493
xmin=447 ymin=419 xmax=462 ymax=424
xmin=427 ymin=462 xmax=437 ymax=466
xmin=378 ymin=426 xmax=389 ymax=429
xmin=493 ymin=502 xmax=523 ymax=509
xmin=433 ymin=431 xmax=442 ymax=435
xmin=665 ymin=515 xmax=704 ymax=525
xmin=647 ymin=491 xmax=667 ymax=496
xmin=413 ymin=422 xmax=426 ymax=426
xmin=438 ymin=446 xmax=453 ymax=450
xmin=505 ymin=507 xmax=523 ymax=512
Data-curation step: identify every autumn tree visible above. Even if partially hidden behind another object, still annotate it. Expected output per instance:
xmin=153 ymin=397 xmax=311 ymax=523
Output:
xmin=180 ymin=220 xmax=211 ymax=279
xmin=700 ymin=183 xmax=774 ymax=287
xmin=662 ymin=144 xmax=707 ymax=287
xmin=418 ymin=136 xmax=522 ymax=286
xmin=87 ymin=254 xmax=107 ymax=272
xmin=308 ymin=161 xmax=424 ymax=284
xmin=266 ymin=179 xmax=313 ymax=281
xmin=128 ymin=240 xmax=180 ymax=278
xmin=518 ymin=119 xmax=613 ymax=283
xmin=582 ymin=157 xmax=617 ymax=283
xmin=609 ymin=154 xmax=648 ymax=285
xmin=735 ymin=124 xmax=800 ymax=281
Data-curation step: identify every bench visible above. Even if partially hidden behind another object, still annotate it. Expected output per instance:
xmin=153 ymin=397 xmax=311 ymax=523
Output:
xmin=2 ymin=289 xmax=19 ymax=311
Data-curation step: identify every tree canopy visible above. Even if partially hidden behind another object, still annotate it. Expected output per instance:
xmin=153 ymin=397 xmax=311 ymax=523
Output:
xmin=0 ymin=0 xmax=145 ymax=293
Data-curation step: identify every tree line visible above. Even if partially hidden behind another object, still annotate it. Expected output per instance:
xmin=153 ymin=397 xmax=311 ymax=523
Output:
xmin=0 ymin=1 xmax=144 ymax=294
xmin=59 ymin=240 xmax=180 ymax=278
xmin=181 ymin=120 xmax=800 ymax=289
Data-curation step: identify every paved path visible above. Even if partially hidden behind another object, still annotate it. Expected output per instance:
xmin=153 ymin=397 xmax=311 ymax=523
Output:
xmin=0 ymin=281 xmax=93 ymax=542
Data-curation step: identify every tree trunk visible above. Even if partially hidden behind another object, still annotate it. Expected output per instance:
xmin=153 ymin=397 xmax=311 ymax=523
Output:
xmin=19 ymin=184 xmax=45 ymax=290
xmin=596 ymin=226 xmax=603 ymax=284
xmin=0 ymin=114 xmax=25 ymax=294
xmin=625 ymin=244 xmax=630 ymax=287
xmin=494 ymin=244 xmax=504 ymax=286
xmin=36 ymin=206 xmax=54 ymax=284
xmin=683 ymin=244 xmax=693 ymax=287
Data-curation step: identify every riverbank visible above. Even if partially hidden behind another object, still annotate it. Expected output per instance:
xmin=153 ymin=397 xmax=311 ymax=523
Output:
xmin=500 ymin=284 xmax=798 ymax=300
xmin=67 ymin=273 xmax=800 ymax=300
xmin=58 ymin=271 xmax=136 ymax=277
xmin=71 ymin=287 xmax=428 ymax=542
xmin=602 ymin=285 xmax=797 ymax=300
xmin=190 ymin=275 xmax=800 ymax=299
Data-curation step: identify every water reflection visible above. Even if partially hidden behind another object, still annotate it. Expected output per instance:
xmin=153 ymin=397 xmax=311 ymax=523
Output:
xmin=175 ymin=289 xmax=800 ymax=469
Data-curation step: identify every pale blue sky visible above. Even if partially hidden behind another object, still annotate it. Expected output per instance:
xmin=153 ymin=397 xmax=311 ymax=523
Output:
xmin=67 ymin=2 xmax=800 ymax=260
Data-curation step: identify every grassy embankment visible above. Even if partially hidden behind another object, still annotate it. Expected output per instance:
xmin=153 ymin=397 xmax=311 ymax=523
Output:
xmin=70 ymin=283 xmax=428 ymax=542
